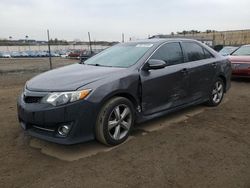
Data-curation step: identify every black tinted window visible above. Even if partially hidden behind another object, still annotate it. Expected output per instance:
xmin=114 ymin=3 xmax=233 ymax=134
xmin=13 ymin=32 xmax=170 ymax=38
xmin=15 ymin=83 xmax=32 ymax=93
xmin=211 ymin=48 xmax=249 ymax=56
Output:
xmin=182 ymin=42 xmax=206 ymax=61
xmin=203 ymin=48 xmax=214 ymax=59
xmin=151 ymin=42 xmax=184 ymax=65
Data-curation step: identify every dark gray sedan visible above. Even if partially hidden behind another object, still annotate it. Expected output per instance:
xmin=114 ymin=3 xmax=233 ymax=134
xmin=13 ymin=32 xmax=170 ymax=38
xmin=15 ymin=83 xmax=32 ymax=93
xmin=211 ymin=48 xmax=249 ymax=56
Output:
xmin=17 ymin=39 xmax=231 ymax=146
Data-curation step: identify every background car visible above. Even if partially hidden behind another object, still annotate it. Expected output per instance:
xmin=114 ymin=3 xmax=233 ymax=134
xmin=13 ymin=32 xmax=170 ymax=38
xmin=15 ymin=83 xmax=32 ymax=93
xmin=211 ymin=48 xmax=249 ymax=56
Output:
xmin=37 ymin=51 xmax=48 ymax=57
xmin=25 ymin=51 xmax=39 ymax=57
xmin=79 ymin=50 xmax=97 ymax=62
xmin=219 ymin=46 xmax=238 ymax=56
xmin=11 ymin=51 xmax=20 ymax=58
xmin=0 ymin=52 xmax=11 ymax=58
xmin=68 ymin=50 xmax=85 ymax=59
xmin=229 ymin=45 xmax=250 ymax=77
xmin=50 ymin=51 xmax=60 ymax=57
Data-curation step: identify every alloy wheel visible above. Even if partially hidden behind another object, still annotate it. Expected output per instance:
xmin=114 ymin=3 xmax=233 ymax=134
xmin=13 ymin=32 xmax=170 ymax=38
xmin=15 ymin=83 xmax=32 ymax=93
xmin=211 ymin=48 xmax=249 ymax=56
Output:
xmin=108 ymin=104 xmax=132 ymax=140
xmin=212 ymin=81 xmax=224 ymax=104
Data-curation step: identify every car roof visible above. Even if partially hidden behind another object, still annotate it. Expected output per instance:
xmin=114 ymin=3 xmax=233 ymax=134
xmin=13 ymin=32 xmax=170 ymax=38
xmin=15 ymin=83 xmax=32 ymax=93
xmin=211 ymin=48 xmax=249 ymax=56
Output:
xmin=222 ymin=46 xmax=237 ymax=48
xmin=124 ymin=38 xmax=199 ymax=45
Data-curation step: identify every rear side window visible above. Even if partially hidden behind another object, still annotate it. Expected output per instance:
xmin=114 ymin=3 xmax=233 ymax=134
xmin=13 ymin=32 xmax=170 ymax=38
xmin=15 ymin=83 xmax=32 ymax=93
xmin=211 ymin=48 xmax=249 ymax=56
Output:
xmin=150 ymin=42 xmax=184 ymax=65
xmin=182 ymin=42 xmax=207 ymax=61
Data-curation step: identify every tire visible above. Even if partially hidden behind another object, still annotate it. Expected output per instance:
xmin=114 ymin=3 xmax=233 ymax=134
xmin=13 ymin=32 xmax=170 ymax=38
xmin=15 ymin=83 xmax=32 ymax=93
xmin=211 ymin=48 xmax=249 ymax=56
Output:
xmin=95 ymin=97 xmax=135 ymax=146
xmin=206 ymin=78 xmax=225 ymax=107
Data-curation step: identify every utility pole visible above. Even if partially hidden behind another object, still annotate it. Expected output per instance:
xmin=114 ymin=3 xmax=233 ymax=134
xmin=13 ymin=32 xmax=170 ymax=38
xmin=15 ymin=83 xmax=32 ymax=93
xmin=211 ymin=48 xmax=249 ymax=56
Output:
xmin=25 ymin=35 xmax=30 ymax=51
xmin=212 ymin=30 xmax=215 ymax=47
xmin=47 ymin=29 xmax=52 ymax=70
xmin=7 ymin=36 xmax=12 ymax=52
xmin=88 ymin=32 xmax=93 ymax=54
xmin=122 ymin=33 xmax=124 ymax=43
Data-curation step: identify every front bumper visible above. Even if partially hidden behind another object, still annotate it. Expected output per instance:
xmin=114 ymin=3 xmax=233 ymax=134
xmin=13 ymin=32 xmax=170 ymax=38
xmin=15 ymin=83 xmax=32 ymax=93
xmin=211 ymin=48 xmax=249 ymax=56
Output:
xmin=17 ymin=91 xmax=97 ymax=144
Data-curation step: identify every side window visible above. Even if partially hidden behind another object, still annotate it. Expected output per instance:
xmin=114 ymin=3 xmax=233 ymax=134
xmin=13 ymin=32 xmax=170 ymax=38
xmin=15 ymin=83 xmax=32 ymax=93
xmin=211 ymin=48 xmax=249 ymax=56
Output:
xmin=150 ymin=42 xmax=184 ymax=65
xmin=203 ymin=48 xmax=214 ymax=59
xmin=182 ymin=42 xmax=206 ymax=62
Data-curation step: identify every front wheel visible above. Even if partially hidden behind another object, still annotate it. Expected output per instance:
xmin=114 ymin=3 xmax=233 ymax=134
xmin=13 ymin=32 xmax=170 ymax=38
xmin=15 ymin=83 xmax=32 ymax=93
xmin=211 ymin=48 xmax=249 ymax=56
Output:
xmin=206 ymin=78 xmax=224 ymax=106
xmin=95 ymin=97 xmax=135 ymax=146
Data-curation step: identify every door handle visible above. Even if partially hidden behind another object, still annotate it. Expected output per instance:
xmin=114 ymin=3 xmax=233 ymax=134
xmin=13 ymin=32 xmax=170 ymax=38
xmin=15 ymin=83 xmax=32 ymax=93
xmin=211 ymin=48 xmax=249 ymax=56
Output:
xmin=211 ymin=62 xmax=217 ymax=67
xmin=180 ymin=68 xmax=188 ymax=74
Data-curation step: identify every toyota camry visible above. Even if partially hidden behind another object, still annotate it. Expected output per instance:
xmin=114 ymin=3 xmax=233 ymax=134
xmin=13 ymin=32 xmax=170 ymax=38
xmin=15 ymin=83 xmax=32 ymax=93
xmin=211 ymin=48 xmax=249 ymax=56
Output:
xmin=17 ymin=39 xmax=231 ymax=146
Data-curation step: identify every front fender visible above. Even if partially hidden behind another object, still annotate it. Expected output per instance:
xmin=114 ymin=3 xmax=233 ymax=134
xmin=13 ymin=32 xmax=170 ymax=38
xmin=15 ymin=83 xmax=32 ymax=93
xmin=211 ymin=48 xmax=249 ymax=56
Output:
xmin=79 ymin=72 xmax=141 ymax=115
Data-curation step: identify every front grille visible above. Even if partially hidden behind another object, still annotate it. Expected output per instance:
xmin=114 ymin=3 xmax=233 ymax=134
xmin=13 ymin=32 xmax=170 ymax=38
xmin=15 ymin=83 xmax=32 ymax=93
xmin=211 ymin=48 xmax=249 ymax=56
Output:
xmin=24 ymin=96 xmax=43 ymax=103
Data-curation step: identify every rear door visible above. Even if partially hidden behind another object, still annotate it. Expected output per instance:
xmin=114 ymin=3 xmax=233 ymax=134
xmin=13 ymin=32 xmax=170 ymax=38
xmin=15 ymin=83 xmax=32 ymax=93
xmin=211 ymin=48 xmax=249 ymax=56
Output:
xmin=181 ymin=42 xmax=217 ymax=101
xmin=140 ymin=42 xmax=190 ymax=115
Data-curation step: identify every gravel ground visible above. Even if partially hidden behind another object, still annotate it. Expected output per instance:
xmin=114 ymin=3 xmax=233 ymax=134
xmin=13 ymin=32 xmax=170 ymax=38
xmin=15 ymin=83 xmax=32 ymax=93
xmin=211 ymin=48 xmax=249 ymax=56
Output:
xmin=0 ymin=58 xmax=250 ymax=188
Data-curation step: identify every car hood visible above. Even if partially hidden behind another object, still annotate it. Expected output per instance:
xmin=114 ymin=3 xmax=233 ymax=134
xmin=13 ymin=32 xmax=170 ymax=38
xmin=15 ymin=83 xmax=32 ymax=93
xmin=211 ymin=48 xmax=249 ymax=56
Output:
xmin=27 ymin=63 xmax=124 ymax=91
xmin=229 ymin=56 xmax=250 ymax=64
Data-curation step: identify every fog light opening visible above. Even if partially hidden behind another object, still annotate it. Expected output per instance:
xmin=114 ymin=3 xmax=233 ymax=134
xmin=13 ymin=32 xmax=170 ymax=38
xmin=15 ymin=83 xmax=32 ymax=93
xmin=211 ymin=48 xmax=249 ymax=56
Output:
xmin=58 ymin=125 xmax=71 ymax=136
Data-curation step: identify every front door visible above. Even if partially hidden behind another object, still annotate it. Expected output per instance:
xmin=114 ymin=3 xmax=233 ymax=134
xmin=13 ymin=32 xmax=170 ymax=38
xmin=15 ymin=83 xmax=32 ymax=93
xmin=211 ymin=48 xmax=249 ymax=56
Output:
xmin=140 ymin=42 xmax=189 ymax=115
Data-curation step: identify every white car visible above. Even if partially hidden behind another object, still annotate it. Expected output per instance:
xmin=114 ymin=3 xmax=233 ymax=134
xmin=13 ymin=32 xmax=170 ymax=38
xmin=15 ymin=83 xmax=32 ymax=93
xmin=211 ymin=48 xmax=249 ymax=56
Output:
xmin=0 ymin=52 xmax=11 ymax=58
xmin=60 ymin=54 xmax=69 ymax=58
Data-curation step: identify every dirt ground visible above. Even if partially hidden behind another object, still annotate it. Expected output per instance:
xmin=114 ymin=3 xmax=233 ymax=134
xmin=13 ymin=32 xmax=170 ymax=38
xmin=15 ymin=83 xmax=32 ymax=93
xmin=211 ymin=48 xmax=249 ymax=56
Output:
xmin=0 ymin=58 xmax=250 ymax=188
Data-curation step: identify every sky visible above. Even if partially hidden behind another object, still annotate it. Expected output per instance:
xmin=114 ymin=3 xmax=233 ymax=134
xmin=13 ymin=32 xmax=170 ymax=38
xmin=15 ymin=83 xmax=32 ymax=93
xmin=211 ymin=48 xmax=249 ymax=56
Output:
xmin=0 ymin=0 xmax=250 ymax=42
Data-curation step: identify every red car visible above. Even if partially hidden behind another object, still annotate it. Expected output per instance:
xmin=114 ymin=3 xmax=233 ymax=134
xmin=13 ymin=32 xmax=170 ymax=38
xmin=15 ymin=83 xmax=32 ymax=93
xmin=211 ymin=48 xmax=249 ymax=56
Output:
xmin=68 ymin=50 xmax=86 ymax=59
xmin=229 ymin=45 xmax=250 ymax=78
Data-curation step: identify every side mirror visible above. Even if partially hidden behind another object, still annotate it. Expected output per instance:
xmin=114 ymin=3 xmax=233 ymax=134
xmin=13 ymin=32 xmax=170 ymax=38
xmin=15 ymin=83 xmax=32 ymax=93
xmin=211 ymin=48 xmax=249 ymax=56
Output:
xmin=143 ymin=59 xmax=167 ymax=70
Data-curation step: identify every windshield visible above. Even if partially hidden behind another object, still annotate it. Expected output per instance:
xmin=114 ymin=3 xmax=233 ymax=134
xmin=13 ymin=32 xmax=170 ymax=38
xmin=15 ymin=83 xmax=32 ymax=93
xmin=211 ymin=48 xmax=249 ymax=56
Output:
xmin=231 ymin=46 xmax=250 ymax=56
xmin=84 ymin=43 xmax=153 ymax=68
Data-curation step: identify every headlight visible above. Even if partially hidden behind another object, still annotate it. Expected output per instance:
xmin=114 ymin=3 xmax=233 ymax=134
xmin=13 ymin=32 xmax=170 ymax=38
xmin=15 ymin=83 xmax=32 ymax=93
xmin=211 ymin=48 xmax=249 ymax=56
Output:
xmin=42 ymin=89 xmax=92 ymax=106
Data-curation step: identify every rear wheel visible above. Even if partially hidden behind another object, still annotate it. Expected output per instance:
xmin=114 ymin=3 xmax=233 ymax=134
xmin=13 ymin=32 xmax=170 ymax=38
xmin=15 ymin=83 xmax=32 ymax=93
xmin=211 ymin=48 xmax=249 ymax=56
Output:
xmin=95 ymin=97 xmax=135 ymax=146
xmin=206 ymin=78 xmax=224 ymax=106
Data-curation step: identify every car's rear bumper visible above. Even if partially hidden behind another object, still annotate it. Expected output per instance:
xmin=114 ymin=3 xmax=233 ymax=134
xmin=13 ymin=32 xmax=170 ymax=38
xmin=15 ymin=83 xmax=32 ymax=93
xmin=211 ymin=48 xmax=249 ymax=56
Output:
xmin=17 ymin=93 xmax=97 ymax=145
